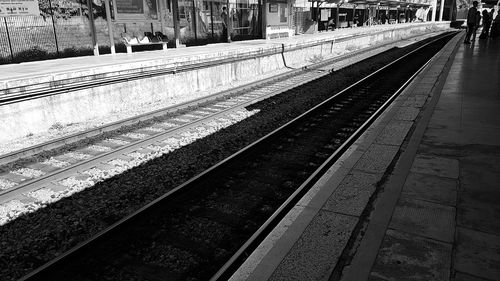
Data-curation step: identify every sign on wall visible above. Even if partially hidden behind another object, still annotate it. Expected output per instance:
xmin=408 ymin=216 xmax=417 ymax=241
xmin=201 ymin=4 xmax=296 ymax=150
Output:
xmin=320 ymin=9 xmax=329 ymax=21
xmin=269 ymin=3 xmax=277 ymax=13
xmin=114 ymin=0 xmax=158 ymax=21
xmin=266 ymin=1 xmax=288 ymax=25
xmin=0 ymin=0 xmax=40 ymax=16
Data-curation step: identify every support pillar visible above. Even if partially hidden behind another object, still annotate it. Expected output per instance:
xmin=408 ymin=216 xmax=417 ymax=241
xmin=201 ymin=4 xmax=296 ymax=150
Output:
xmin=172 ymin=0 xmax=182 ymax=47
xmin=376 ymin=3 xmax=380 ymax=23
xmin=262 ymin=0 xmax=267 ymax=38
xmin=316 ymin=1 xmax=320 ymax=29
xmin=352 ymin=4 xmax=356 ymax=26
xmin=439 ymin=0 xmax=445 ymax=21
xmin=368 ymin=6 xmax=372 ymax=26
xmin=87 ymin=0 xmax=99 ymax=55
xmin=104 ymin=0 xmax=115 ymax=54
xmin=431 ymin=0 xmax=438 ymax=21
xmin=449 ymin=0 xmax=455 ymax=20
xmin=158 ymin=0 xmax=166 ymax=33
xmin=336 ymin=5 xmax=340 ymax=28
xmin=226 ymin=0 xmax=232 ymax=42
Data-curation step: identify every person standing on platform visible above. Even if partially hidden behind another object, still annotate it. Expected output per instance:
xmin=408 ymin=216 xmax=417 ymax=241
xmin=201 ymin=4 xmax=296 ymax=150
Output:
xmin=464 ymin=1 xmax=479 ymax=44
xmin=491 ymin=13 xmax=500 ymax=38
xmin=472 ymin=10 xmax=481 ymax=42
xmin=328 ymin=18 xmax=336 ymax=30
xmin=221 ymin=7 xmax=229 ymax=42
xmin=479 ymin=9 xmax=491 ymax=39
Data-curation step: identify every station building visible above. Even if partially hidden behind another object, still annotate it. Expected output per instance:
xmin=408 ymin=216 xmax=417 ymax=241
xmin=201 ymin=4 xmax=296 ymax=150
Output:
xmin=0 ymin=0 xmax=493 ymax=64
xmin=106 ymin=0 xmax=437 ymax=42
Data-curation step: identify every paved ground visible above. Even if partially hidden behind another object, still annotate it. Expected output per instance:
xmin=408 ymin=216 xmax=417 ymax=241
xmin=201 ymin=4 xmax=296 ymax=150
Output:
xmin=344 ymin=33 xmax=500 ymax=281
xmin=231 ymin=32 xmax=500 ymax=281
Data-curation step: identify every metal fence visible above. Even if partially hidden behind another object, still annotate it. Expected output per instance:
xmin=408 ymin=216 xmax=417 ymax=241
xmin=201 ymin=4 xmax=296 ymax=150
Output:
xmin=0 ymin=3 xmax=183 ymax=64
xmin=0 ymin=0 xmax=104 ymax=64
xmin=1 ymin=0 xmax=263 ymax=64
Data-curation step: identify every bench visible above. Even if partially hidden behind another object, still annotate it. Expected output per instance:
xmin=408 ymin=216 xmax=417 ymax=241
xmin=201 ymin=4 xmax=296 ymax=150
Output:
xmin=121 ymin=32 xmax=169 ymax=54
xmin=124 ymin=42 xmax=168 ymax=54
xmin=265 ymin=26 xmax=294 ymax=40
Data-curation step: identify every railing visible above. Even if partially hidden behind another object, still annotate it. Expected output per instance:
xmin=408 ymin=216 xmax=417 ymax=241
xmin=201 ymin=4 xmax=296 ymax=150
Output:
xmin=0 ymin=0 xmax=267 ymax=65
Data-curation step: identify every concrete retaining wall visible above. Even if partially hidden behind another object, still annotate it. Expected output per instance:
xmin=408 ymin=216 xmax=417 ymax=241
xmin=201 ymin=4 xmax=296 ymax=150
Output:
xmin=0 ymin=22 xmax=451 ymax=143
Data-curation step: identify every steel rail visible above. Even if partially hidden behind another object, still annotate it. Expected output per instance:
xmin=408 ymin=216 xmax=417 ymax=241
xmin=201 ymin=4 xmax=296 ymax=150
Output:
xmin=209 ymin=32 xmax=453 ymax=281
xmin=0 ymin=33 xmax=413 ymax=166
xmin=18 ymin=32 xmax=454 ymax=281
xmin=0 ymin=70 xmax=285 ymax=165
xmin=0 ymin=72 xmax=313 ymax=201
xmin=0 ymin=54 xmax=346 ymax=203
xmin=0 ymin=50 xmax=342 ymax=165
xmin=0 ymin=51 xmax=341 ymax=204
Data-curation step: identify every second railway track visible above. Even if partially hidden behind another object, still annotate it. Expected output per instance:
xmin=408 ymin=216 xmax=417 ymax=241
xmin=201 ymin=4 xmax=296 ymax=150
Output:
xmin=14 ymin=32 xmax=456 ymax=281
xmin=0 ymin=32 xmax=443 ymax=219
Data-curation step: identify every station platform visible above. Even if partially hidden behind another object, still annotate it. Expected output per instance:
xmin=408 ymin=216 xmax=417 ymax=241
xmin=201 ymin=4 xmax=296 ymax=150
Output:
xmin=231 ymin=33 xmax=500 ymax=280
xmin=0 ymin=23 xmax=452 ymax=89
xmin=0 ymin=23 xmax=442 ymax=83
xmin=0 ymin=22 xmax=450 ymax=149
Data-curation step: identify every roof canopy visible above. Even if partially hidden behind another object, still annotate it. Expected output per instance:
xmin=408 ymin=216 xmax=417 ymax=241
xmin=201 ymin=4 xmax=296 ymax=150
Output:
xmin=310 ymin=0 xmax=432 ymax=8
xmin=481 ymin=0 xmax=499 ymax=6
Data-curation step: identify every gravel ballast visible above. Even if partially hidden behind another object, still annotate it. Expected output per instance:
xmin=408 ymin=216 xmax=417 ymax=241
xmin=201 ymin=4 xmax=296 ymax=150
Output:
xmin=0 ymin=42 xmax=431 ymax=281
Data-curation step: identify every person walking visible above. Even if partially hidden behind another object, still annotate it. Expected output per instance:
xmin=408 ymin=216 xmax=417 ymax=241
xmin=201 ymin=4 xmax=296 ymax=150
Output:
xmin=472 ymin=10 xmax=481 ymax=42
xmin=479 ymin=9 xmax=491 ymax=39
xmin=464 ymin=1 xmax=479 ymax=44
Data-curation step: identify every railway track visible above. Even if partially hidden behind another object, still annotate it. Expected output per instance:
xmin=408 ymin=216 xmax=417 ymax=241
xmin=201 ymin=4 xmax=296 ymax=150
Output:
xmin=17 ymin=32 xmax=455 ymax=281
xmin=0 ymin=32 xmax=423 ymax=165
xmin=0 ymin=32 xmax=442 ymax=225
xmin=0 ymin=57 xmax=349 ymax=200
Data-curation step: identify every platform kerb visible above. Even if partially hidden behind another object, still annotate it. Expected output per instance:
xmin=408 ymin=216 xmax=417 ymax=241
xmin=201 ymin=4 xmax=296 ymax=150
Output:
xmin=229 ymin=30 xmax=460 ymax=281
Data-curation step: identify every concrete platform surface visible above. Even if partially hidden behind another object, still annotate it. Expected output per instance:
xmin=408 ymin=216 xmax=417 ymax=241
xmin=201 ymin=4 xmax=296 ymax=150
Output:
xmin=0 ymin=22 xmax=447 ymax=83
xmin=231 ymin=33 xmax=500 ymax=281
xmin=360 ymin=35 xmax=500 ymax=281
xmin=0 ymin=22 xmax=451 ymax=144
